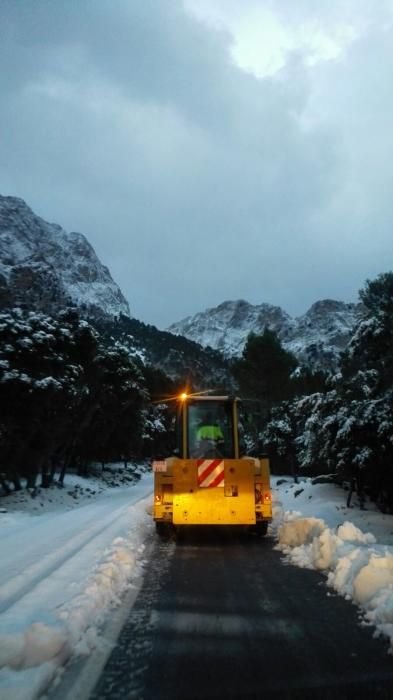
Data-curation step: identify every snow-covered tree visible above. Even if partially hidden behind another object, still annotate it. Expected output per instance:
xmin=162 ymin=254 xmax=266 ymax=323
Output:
xmin=261 ymin=272 xmax=393 ymax=510
xmin=232 ymin=329 xmax=298 ymax=412
xmin=0 ymin=308 xmax=150 ymax=491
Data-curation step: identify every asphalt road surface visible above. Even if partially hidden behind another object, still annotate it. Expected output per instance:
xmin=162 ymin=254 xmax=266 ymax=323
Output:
xmin=89 ymin=529 xmax=393 ymax=700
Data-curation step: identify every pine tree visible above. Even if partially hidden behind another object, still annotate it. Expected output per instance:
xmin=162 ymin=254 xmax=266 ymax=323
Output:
xmin=0 ymin=308 xmax=150 ymax=492
xmin=232 ymin=328 xmax=298 ymax=412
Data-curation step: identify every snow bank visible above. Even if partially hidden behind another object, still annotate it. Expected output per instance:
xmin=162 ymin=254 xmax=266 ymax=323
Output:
xmin=59 ymin=537 xmax=139 ymax=654
xmin=0 ymin=497 xmax=152 ymax=700
xmin=0 ymin=623 xmax=69 ymax=670
xmin=275 ymin=490 xmax=393 ymax=651
xmin=271 ymin=475 xmax=393 ymax=545
xmin=278 ymin=517 xmax=325 ymax=548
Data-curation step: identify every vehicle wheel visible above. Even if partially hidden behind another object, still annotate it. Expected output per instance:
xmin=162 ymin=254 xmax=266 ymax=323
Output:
xmin=174 ymin=526 xmax=184 ymax=543
xmin=155 ymin=521 xmax=167 ymax=536
xmin=254 ymin=521 xmax=268 ymax=537
xmin=155 ymin=521 xmax=174 ymax=538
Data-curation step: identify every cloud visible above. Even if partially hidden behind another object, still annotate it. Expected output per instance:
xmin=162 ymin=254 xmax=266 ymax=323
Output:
xmin=0 ymin=0 xmax=392 ymax=326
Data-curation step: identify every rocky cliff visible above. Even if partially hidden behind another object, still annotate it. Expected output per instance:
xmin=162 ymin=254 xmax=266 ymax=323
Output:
xmin=0 ymin=195 xmax=130 ymax=319
xmin=0 ymin=194 xmax=231 ymax=388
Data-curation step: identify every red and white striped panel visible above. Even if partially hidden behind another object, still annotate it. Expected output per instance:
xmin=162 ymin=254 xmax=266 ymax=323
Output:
xmin=197 ymin=459 xmax=225 ymax=488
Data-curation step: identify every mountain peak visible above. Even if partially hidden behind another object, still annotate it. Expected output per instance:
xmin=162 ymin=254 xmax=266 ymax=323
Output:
xmin=301 ymin=299 xmax=358 ymax=317
xmin=168 ymin=299 xmax=293 ymax=357
xmin=0 ymin=194 xmax=130 ymax=319
xmin=168 ymin=298 xmax=363 ymax=370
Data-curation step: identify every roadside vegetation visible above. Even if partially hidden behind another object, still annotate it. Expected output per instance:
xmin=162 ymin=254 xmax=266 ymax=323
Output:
xmin=258 ymin=273 xmax=393 ymax=511
xmin=0 ymin=309 xmax=175 ymax=493
xmin=1 ymin=272 xmax=392 ymax=510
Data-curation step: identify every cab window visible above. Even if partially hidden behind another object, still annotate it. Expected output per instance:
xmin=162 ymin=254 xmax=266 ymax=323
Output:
xmin=187 ymin=401 xmax=234 ymax=458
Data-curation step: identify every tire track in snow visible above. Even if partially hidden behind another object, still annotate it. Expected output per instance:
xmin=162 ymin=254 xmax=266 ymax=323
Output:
xmin=0 ymin=483 xmax=153 ymax=615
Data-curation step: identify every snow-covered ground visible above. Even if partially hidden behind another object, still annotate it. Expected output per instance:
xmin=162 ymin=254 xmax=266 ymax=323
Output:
xmin=2 ymin=470 xmax=393 ymax=700
xmin=0 ymin=466 xmax=154 ymax=700
xmin=272 ymin=476 xmax=393 ymax=654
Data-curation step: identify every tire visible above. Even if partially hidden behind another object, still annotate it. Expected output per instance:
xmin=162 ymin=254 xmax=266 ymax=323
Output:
xmin=251 ymin=521 xmax=268 ymax=537
xmin=155 ymin=521 xmax=167 ymax=536
xmin=155 ymin=521 xmax=174 ymax=538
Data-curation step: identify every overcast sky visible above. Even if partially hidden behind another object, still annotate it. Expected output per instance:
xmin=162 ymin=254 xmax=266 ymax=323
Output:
xmin=1 ymin=0 xmax=393 ymax=328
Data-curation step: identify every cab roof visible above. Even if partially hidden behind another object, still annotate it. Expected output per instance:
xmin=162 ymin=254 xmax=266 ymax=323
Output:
xmin=184 ymin=395 xmax=238 ymax=401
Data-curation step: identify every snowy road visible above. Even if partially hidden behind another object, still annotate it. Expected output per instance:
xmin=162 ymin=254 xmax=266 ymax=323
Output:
xmin=3 ymin=475 xmax=393 ymax=700
xmin=0 ymin=479 xmax=151 ymax=616
xmin=0 ymin=473 xmax=154 ymax=700
xmin=89 ymin=529 xmax=393 ymax=700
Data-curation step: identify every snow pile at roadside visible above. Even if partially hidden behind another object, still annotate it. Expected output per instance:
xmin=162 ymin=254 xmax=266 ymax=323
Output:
xmin=272 ymin=475 xmax=393 ymax=546
xmin=273 ymin=477 xmax=393 ymax=651
xmin=59 ymin=532 xmax=144 ymax=656
xmin=0 ymin=474 xmax=153 ymax=700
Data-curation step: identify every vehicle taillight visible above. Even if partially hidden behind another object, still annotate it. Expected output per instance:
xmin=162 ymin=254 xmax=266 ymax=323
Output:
xmin=155 ymin=493 xmax=162 ymax=504
xmin=264 ymin=492 xmax=271 ymax=503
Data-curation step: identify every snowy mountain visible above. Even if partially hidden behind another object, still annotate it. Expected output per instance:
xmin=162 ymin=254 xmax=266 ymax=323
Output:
xmin=0 ymin=194 xmax=231 ymax=387
xmin=0 ymin=193 xmax=361 ymax=375
xmin=0 ymin=194 xmax=130 ymax=318
xmin=168 ymin=299 xmax=363 ymax=369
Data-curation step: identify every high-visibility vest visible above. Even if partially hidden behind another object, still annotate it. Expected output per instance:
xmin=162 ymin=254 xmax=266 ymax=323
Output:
xmin=197 ymin=425 xmax=224 ymax=441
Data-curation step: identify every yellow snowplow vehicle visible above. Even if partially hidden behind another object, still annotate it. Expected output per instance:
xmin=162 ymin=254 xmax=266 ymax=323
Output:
xmin=152 ymin=394 xmax=272 ymax=535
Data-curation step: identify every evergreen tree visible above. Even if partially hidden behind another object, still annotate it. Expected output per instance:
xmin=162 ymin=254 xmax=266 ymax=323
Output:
xmin=232 ymin=329 xmax=298 ymax=412
xmin=260 ymin=272 xmax=393 ymax=510
xmin=0 ymin=308 xmax=150 ymax=492
xmin=359 ymin=271 xmax=393 ymax=317
xmin=342 ymin=272 xmax=393 ymax=392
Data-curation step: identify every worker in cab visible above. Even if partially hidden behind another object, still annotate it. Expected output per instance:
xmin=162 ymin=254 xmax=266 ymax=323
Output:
xmin=195 ymin=413 xmax=225 ymax=458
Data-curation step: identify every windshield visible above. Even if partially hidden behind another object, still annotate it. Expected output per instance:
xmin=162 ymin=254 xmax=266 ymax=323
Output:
xmin=187 ymin=400 xmax=234 ymax=458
